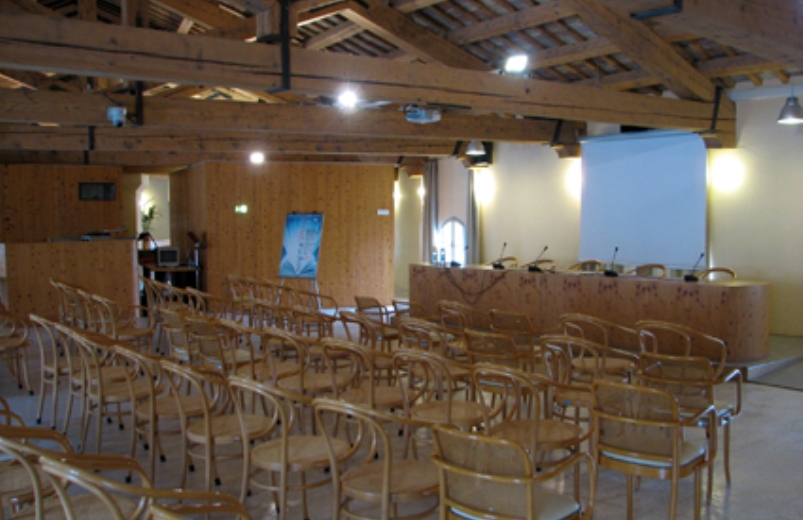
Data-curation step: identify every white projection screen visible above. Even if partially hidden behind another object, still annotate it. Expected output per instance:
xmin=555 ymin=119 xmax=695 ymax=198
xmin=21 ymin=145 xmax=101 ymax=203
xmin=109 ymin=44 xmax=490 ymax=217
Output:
xmin=579 ymin=131 xmax=706 ymax=269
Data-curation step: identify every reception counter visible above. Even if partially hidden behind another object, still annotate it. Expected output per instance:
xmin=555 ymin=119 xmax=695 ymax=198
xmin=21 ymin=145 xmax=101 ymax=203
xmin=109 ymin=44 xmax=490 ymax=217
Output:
xmin=409 ymin=264 xmax=770 ymax=362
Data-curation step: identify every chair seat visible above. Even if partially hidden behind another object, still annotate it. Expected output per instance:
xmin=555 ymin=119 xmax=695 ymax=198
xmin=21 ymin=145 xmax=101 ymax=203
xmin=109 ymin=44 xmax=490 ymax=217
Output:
xmin=116 ymin=326 xmax=153 ymax=341
xmin=490 ymin=419 xmax=586 ymax=451
xmin=90 ymin=379 xmax=152 ymax=404
xmin=601 ymin=439 xmax=706 ymax=468
xmin=0 ymin=463 xmax=54 ymax=508
xmin=339 ymin=386 xmax=405 ymax=410
xmin=12 ymin=494 xmax=141 ymax=520
xmin=251 ymin=435 xmax=351 ymax=472
xmin=341 ymin=459 xmax=438 ymax=503
xmin=186 ymin=414 xmax=274 ymax=445
xmin=411 ymin=401 xmax=484 ymax=429
xmin=277 ymin=372 xmax=352 ymax=395
xmin=237 ymin=359 xmax=300 ymax=381
xmin=553 ymin=388 xmax=591 ymax=409
xmin=447 ymin=482 xmax=580 ymax=520
xmin=572 ymin=357 xmax=634 ymax=375
xmin=136 ymin=394 xmax=205 ymax=419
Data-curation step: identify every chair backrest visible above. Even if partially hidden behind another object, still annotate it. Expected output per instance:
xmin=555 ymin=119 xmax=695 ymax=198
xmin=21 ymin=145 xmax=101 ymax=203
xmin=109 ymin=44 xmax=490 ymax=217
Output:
xmin=490 ymin=309 xmax=539 ymax=348
xmin=437 ymin=300 xmax=491 ymax=332
xmin=431 ymin=425 xmax=536 ymax=520
xmin=637 ymin=320 xmax=727 ymax=376
xmin=591 ymin=379 xmax=682 ymax=463
xmin=568 ymin=260 xmax=605 ymax=272
xmin=160 ymin=308 xmax=194 ymax=362
xmin=464 ymin=329 xmax=526 ymax=368
xmin=159 ymin=360 xmax=230 ymax=429
xmin=539 ymin=334 xmax=602 ymax=384
xmin=471 ymin=364 xmax=547 ymax=453
xmin=560 ymin=312 xmax=639 ymax=351
xmin=637 ymin=352 xmax=716 ymax=410
xmin=398 ymin=317 xmax=453 ymax=357
xmin=354 ymin=295 xmax=392 ymax=324
xmin=187 ymin=315 xmax=242 ymax=375
xmin=695 ymin=267 xmax=736 ymax=281
xmin=626 ymin=263 xmax=667 ymax=277
xmin=393 ymin=349 xmax=463 ymax=418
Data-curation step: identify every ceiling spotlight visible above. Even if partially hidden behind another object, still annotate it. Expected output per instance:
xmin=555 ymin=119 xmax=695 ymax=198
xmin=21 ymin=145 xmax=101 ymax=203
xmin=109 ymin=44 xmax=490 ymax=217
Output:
xmin=338 ymin=90 xmax=358 ymax=110
xmin=777 ymin=96 xmax=803 ymax=125
xmin=504 ymin=54 xmax=529 ymax=74
xmin=466 ymin=140 xmax=485 ymax=156
xmin=250 ymin=151 xmax=265 ymax=165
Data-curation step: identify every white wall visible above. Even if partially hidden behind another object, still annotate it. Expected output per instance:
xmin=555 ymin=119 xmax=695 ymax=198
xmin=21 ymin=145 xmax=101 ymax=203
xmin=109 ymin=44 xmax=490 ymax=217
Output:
xmin=393 ymin=172 xmax=423 ymax=298
xmin=437 ymin=158 xmax=469 ymax=227
xmin=480 ymin=143 xmax=583 ymax=268
xmin=708 ymin=97 xmax=803 ymax=335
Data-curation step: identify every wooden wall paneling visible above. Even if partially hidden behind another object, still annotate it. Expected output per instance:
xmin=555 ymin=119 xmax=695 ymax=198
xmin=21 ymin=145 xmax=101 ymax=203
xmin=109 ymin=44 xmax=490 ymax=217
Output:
xmin=0 ymin=164 xmax=123 ymax=242
xmin=2 ymin=240 xmax=137 ymax=318
xmin=192 ymin=162 xmax=394 ymax=305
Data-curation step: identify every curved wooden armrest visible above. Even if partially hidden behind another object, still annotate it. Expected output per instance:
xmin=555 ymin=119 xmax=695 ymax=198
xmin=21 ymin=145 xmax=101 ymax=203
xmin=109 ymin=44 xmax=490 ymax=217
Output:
xmin=715 ymin=368 xmax=743 ymax=416
xmin=54 ymin=452 xmax=149 ymax=478
xmin=533 ymin=451 xmax=596 ymax=518
xmin=0 ymin=424 xmax=74 ymax=452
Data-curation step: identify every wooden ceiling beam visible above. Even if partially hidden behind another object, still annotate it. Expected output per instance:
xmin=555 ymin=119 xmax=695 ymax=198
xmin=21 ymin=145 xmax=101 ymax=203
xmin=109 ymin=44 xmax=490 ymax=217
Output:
xmin=0 ymin=13 xmax=726 ymax=131
xmin=0 ymin=124 xmax=458 ymax=155
xmin=340 ymin=0 xmax=489 ymax=70
xmin=447 ymin=1 xmax=576 ymax=45
xmin=563 ymin=0 xmax=715 ymax=101
xmin=304 ymin=22 xmax=363 ymax=50
xmin=0 ymin=89 xmax=576 ymax=142
xmin=0 ymin=149 xmax=400 ymax=166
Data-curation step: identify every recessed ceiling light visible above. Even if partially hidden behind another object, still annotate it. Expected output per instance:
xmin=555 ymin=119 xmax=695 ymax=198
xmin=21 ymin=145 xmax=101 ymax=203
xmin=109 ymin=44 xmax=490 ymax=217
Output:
xmin=250 ymin=151 xmax=265 ymax=165
xmin=504 ymin=54 xmax=529 ymax=73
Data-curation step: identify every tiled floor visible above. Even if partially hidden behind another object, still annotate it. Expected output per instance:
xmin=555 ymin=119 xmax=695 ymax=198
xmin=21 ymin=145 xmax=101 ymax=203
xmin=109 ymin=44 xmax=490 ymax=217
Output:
xmin=3 ymin=343 xmax=803 ymax=520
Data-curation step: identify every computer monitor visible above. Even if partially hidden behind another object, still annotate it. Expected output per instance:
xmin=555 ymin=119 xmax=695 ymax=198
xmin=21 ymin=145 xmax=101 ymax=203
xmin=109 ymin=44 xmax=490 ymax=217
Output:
xmin=156 ymin=247 xmax=180 ymax=267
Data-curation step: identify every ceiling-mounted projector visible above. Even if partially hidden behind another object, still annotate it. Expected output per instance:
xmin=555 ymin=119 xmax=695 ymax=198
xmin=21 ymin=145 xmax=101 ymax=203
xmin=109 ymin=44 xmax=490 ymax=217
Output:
xmin=404 ymin=105 xmax=441 ymax=124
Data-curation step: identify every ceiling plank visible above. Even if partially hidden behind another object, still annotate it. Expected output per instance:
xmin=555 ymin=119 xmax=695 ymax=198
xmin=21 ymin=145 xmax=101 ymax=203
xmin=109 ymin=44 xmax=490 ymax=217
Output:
xmin=663 ymin=0 xmax=803 ymax=69
xmin=304 ymin=21 xmax=363 ymax=50
xmin=0 ymin=124 xmax=457 ymax=155
xmin=447 ymin=1 xmax=576 ymax=45
xmin=152 ymin=0 xmax=254 ymax=38
xmin=563 ymin=0 xmax=715 ymax=101
xmin=340 ymin=0 xmax=489 ymax=70
xmin=0 ymin=89 xmax=581 ymax=142
xmin=0 ymin=12 xmax=726 ymax=131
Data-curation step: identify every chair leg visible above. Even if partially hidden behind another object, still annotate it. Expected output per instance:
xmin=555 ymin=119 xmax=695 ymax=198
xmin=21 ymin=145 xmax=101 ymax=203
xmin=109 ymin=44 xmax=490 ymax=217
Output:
xmin=36 ymin=371 xmax=48 ymax=424
xmin=694 ymin=468 xmax=702 ymax=520
xmin=626 ymin=474 xmax=634 ymax=520
xmin=723 ymin=420 xmax=731 ymax=485
xmin=669 ymin=475 xmax=678 ymax=520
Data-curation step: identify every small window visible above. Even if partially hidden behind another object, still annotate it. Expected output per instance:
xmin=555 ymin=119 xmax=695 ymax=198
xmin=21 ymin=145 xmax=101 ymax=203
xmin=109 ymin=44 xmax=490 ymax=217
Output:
xmin=79 ymin=182 xmax=116 ymax=201
xmin=436 ymin=217 xmax=466 ymax=266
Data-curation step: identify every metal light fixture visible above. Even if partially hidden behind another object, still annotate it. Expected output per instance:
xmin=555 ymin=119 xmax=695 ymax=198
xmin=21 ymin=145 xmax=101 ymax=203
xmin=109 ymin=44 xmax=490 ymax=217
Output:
xmin=466 ymin=140 xmax=485 ymax=156
xmin=778 ymin=80 xmax=803 ymax=125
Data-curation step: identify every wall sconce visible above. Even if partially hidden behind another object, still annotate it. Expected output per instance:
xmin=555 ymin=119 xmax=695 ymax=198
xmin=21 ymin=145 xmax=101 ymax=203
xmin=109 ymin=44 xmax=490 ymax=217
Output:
xmin=234 ymin=204 xmax=249 ymax=214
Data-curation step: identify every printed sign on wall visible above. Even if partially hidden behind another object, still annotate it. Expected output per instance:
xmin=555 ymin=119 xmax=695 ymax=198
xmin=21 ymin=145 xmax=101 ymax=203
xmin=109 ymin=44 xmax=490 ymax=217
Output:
xmin=279 ymin=213 xmax=324 ymax=279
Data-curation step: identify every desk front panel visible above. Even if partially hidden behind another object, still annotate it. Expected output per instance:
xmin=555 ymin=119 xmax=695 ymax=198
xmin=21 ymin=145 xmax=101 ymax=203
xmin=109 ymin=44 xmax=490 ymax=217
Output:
xmin=409 ymin=264 xmax=769 ymax=362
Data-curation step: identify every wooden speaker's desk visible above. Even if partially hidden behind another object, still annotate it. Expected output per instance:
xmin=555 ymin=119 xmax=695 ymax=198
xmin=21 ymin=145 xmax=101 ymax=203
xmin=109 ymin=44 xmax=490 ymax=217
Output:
xmin=409 ymin=264 xmax=770 ymax=362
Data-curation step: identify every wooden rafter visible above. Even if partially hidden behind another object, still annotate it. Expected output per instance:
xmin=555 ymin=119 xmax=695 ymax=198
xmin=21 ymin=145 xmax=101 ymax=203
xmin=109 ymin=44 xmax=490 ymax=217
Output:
xmin=564 ymin=0 xmax=715 ymax=101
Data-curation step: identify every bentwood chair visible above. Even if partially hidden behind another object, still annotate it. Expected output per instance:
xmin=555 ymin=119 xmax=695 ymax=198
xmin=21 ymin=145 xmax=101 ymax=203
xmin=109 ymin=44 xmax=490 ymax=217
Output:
xmin=393 ymin=349 xmax=484 ymax=458
xmin=431 ymin=424 xmax=594 ymax=520
xmin=160 ymin=360 xmax=274 ymax=492
xmin=637 ymin=352 xmax=742 ymax=499
xmin=560 ymin=313 xmax=640 ymax=380
xmin=591 ymin=380 xmax=716 ymax=520
xmin=471 ymin=363 xmax=591 ymax=501
xmin=229 ymin=376 xmax=354 ymax=520
xmin=89 ymin=294 xmax=156 ymax=352
xmin=636 ymin=320 xmax=729 ymax=377
xmin=313 ymin=398 xmax=440 ymax=520
xmin=490 ymin=309 xmax=542 ymax=353
xmin=218 ymin=320 xmax=301 ymax=385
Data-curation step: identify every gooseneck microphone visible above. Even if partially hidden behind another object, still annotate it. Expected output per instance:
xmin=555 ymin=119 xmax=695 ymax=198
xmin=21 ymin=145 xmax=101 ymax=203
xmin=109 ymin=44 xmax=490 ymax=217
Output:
xmin=492 ymin=242 xmax=507 ymax=270
xmin=604 ymin=246 xmax=619 ymax=277
xmin=528 ymin=246 xmax=549 ymax=272
xmin=684 ymin=252 xmax=705 ymax=282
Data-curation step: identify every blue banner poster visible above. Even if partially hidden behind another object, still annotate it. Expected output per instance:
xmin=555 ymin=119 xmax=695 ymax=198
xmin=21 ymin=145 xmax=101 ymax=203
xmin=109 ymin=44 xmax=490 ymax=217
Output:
xmin=279 ymin=213 xmax=324 ymax=279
